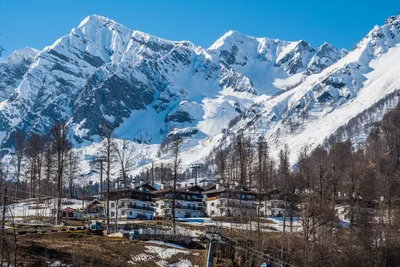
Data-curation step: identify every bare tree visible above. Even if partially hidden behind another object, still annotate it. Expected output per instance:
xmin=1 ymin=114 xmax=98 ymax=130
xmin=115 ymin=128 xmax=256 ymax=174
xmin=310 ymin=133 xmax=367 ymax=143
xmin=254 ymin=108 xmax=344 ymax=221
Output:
xmin=13 ymin=131 xmax=25 ymax=200
xmin=50 ymin=121 xmax=71 ymax=225
xmin=100 ymin=122 xmax=115 ymax=231
xmin=170 ymin=136 xmax=183 ymax=235
xmin=278 ymin=145 xmax=290 ymax=234
xmin=215 ymin=146 xmax=228 ymax=184
xmin=235 ymin=133 xmax=247 ymax=187
xmin=44 ymin=142 xmax=54 ymax=199
xmin=67 ymin=150 xmax=80 ymax=198
xmin=25 ymin=133 xmax=45 ymax=201
xmin=112 ymin=139 xmax=137 ymax=186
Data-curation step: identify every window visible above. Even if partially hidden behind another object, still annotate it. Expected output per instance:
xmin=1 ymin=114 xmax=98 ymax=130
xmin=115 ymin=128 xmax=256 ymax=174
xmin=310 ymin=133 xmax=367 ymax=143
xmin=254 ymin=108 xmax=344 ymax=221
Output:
xmin=111 ymin=203 xmax=115 ymax=208
xmin=211 ymin=202 xmax=215 ymax=207
xmin=121 ymin=210 xmax=125 ymax=216
xmin=111 ymin=212 xmax=115 ymax=217
xmin=129 ymin=211 xmax=133 ymax=216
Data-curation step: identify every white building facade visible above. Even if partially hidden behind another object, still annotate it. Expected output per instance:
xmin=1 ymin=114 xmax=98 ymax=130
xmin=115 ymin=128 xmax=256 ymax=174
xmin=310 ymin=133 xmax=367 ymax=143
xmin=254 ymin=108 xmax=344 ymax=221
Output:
xmin=107 ymin=183 xmax=156 ymax=221
xmin=153 ymin=186 xmax=204 ymax=218
xmin=110 ymin=197 xmax=154 ymax=220
xmin=204 ymin=184 xmax=258 ymax=217
xmin=259 ymin=199 xmax=287 ymax=217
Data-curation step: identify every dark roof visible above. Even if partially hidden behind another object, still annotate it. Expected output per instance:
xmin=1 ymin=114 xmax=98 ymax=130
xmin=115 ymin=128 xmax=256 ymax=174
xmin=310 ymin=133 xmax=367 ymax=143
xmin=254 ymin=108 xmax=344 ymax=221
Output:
xmin=204 ymin=184 xmax=216 ymax=191
xmin=134 ymin=183 xmax=157 ymax=191
xmin=154 ymin=187 xmax=203 ymax=195
xmin=155 ymin=186 xmax=173 ymax=194
xmin=102 ymin=187 xmax=153 ymax=195
xmin=204 ymin=187 xmax=257 ymax=195
xmin=180 ymin=185 xmax=204 ymax=192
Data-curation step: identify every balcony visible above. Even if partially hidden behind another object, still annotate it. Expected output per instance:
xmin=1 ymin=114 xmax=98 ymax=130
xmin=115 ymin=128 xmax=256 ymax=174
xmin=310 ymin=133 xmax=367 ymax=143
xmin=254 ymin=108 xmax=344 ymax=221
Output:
xmin=216 ymin=203 xmax=256 ymax=210
xmin=153 ymin=196 xmax=203 ymax=202
xmin=118 ymin=204 xmax=154 ymax=211
xmin=177 ymin=206 xmax=202 ymax=211
xmin=160 ymin=204 xmax=202 ymax=211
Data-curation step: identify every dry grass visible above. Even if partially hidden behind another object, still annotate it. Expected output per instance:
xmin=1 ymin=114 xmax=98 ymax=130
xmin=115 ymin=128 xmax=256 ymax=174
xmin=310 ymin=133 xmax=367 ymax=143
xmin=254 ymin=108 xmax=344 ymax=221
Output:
xmin=16 ymin=231 xmax=205 ymax=266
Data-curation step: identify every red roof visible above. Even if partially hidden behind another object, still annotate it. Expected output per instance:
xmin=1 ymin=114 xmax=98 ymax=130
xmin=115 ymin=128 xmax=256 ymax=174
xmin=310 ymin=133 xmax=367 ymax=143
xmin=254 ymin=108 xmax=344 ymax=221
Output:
xmin=62 ymin=207 xmax=76 ymax=212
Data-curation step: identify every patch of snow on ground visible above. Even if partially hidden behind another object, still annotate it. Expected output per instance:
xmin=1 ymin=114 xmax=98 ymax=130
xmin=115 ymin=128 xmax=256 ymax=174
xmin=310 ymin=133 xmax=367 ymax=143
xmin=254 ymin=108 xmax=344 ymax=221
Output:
xmin=129 ymin=253 xmax=155 ymax=264
xmin=145 ymin=245 xmax=190 ymax=260
xmin=146 ymin=241 xmax=187 ymax=249
xmin=170 ymin=259 xmax=198 ymax=267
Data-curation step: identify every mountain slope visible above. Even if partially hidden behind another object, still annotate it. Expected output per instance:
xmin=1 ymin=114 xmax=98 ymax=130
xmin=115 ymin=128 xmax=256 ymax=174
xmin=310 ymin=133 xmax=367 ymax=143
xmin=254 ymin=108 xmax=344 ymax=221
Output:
xmin=0 ymin=48 xmax=39 ymax=101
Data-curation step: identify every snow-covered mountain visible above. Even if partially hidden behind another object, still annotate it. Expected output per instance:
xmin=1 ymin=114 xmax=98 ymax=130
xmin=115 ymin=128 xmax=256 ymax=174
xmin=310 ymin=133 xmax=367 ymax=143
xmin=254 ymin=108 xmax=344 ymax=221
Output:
xmin=208 ymin=30 xmax=345 ymax=94
xmin=213 ymin=13 xmax=400 ymax=164
xmin=0 ymin=15 xmax=341 ymax=148
xmin=0 ymin=48 xmax=39 ymax=102
xmin=1 ymin=14 xmax=400 ymax=178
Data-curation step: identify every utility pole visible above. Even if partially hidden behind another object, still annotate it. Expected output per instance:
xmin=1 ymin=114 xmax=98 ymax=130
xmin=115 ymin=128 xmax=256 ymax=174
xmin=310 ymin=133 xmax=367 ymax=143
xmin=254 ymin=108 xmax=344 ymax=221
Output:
xmin=190 ymin=163 xmax=201 ymax=187
xmin=93 ymin=156 xmax=106 ymax=200
xmin=115 ymin=177 xmax=123 ymax=232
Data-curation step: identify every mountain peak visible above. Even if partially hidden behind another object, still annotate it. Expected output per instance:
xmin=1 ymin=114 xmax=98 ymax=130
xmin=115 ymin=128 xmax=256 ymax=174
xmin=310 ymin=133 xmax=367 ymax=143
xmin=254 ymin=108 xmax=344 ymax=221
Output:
xmin=208 ymin=30 xmax=250 ymax=50
xmin=78 ymin=14 xmax=116 ymax=28
xmin=8 ymin=47 xmax=39 ymax=65
xmin=76 ymin=14 xmax=132 ymax=37
xmin=385 ymin=13 xmax=400 ymax=24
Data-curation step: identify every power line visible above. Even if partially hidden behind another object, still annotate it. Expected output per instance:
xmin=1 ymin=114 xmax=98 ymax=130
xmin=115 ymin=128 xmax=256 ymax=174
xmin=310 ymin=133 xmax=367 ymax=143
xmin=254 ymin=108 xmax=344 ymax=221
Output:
xmin=224 ymin=239 xmax=297 ymax=267
xmin=3 ymin=187 xmax=57 ymax=199
xmin=224 ymin=241 xmax=283 ymax=266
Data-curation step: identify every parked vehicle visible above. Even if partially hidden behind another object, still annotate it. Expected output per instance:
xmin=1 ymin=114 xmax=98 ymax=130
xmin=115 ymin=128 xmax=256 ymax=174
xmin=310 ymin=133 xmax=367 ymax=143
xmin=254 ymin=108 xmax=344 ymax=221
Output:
xmin=129 ymin=230 xmax=140 ymax=240
xmin=88 ymin=221 xmax=103 ymax=235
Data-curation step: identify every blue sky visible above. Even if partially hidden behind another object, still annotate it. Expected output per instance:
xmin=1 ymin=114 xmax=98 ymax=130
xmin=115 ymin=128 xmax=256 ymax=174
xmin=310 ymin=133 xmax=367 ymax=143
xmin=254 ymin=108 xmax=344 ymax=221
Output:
xmin=1 ymin=0 xmax=399 ymax=58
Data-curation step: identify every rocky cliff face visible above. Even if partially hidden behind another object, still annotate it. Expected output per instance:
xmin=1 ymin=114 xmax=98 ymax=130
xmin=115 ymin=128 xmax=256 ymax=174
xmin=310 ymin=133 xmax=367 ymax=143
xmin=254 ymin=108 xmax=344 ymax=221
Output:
xmin=0 ymin=48 xmax=39 ymax=102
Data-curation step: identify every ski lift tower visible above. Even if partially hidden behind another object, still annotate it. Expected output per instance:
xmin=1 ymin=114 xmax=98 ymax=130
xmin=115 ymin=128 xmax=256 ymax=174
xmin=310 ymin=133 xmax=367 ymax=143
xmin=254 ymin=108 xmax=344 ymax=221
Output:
xmin=190 ymin=163 xmax=201 ymax=187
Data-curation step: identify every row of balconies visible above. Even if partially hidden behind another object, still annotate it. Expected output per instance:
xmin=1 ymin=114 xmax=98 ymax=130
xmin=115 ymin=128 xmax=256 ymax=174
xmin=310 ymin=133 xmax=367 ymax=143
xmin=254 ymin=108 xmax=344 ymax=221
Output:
xmin=216 ymin=203 xmax=257 ymax=210
xmin=160 ymin=205 xmax=203 ymax=211
xmin=153 ymin=196 xmax=203 ymax=202
xmin=118 ymin=204 xmax=154 ymax=211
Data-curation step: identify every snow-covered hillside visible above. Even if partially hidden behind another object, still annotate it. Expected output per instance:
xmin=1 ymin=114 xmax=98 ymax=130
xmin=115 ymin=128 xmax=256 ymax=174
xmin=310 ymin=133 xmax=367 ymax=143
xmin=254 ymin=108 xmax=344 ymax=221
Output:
xmin=1 ymin=14 xmax=400 ymax=181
